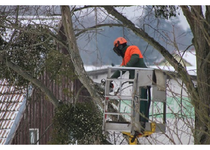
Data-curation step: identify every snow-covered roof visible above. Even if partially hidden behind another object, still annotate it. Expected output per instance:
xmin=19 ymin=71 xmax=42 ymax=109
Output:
xmin=152 ymin=50 xmax=196 ymax=76
xmin=0 ymin=80 xmax=31 ymax=145
xmin=84 ymin=65 xmax=114 ymax=72
xmin=180 ymin=50 xmax=196 ymax=67
xmin=85 ymin=50 xmax=197 ymax=76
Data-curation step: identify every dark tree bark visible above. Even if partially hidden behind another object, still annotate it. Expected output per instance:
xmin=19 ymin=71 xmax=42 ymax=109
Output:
xmin=60 ymin=6 xmax=103 ymax=108
xmin=181 ymin=5 xmax=210 ymax=144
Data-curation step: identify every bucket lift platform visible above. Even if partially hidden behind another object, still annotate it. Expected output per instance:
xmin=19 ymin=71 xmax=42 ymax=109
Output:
xmin=102 ymin=67 xmax=167 ymax=143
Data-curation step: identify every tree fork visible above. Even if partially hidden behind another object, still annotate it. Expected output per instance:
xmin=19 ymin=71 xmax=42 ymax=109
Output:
xmin=60 ymin=6 xmax=103 ymax=108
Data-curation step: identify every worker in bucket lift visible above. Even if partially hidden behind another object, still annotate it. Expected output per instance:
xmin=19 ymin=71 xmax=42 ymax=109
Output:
xmin=110 ymin=37 xmax=149 ymax=128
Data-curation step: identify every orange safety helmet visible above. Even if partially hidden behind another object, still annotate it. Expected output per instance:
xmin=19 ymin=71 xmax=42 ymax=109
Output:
xmin=113 ymin=37 xmax=127 ymax=47
xmin=113 ymin=37 xmax=127 ymax=56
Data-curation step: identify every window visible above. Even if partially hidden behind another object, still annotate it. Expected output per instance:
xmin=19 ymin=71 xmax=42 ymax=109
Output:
xmin=29 ymin=128 xmax=39 ymax=144
xmin=92 ymin=75 xmax=98 ymax=79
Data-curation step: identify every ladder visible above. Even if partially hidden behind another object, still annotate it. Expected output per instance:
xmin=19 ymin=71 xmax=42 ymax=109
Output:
xmin=102 ymin=67 xmax=167 ymax=143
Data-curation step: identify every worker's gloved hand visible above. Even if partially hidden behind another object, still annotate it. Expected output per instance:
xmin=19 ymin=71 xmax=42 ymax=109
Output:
xmin=110 ymin=81 xmax=114 ymax=88
xmin=101 ymin=79 xmax=106 ymax=86
xmin=101 ymin=79 xmax=114 ymax=92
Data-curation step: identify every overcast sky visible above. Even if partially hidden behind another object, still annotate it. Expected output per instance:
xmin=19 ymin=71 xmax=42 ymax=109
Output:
xmin=177 ymin=9 xmax=190 ymax=31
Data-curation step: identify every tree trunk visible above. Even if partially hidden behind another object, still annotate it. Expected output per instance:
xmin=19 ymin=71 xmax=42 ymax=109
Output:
xmin=60 ymin=6 xmax=103 ymax=108
xmin=182 ymin=5 xmax=210 ymax=144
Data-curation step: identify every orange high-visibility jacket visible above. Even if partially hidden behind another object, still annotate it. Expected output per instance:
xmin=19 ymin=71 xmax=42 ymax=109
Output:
xmin=120 ymin=45 xmax=143 ymax=66
xmin=111 ymin=45 xmax=146 ymax=79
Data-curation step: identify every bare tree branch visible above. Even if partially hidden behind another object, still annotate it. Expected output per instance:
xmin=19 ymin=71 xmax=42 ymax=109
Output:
xmin=5 ymin=58 xmax=59 ymax=107
xmin=75 ymin=23 xmax=124 ymax=37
